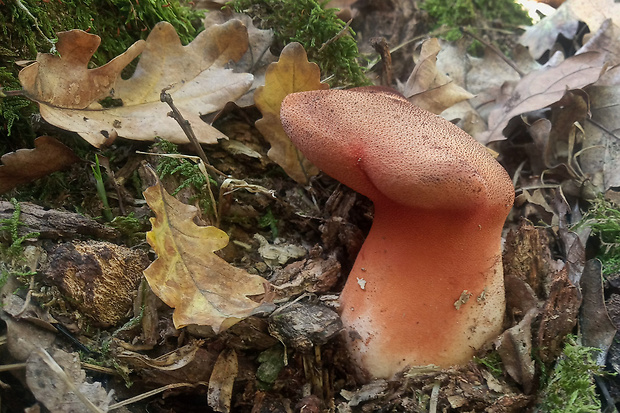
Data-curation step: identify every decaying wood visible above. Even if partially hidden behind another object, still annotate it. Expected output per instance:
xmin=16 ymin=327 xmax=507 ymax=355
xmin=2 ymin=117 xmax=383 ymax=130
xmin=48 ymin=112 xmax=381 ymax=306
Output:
xmin=0 ymin=201 xmax=119 ymax=240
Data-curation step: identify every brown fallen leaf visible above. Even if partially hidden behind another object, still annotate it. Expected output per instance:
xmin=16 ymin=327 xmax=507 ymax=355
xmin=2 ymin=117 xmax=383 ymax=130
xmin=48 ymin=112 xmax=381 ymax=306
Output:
xmin=254 ymin=42 xmax=329 ymax=184
xmin=207 ymin=349 xmax=238 ymax=413
xmin=580 ymin=259 xmax=616 ymax=365
xmin=401 ymin=38 xmax=474 ymax=114
xmin=520 ymin=0 xmax=620 ymax=59
xmin=143 ymin=174 xmax=269 ymax=332
xmin=495 ymin=308 xmax=538 ymax=394
xmin=19 ymin=30 xmax=145 ymax=109
xmin=203 ymin=10 xmax=277 ymax=107
xmin=582 ymin=66 xmax=620 ymax=190
xmin=577 ymin=19 xmax=620 ymax=66
xmin=20 ymin=21 xmax=254 ymax=148
xmin=480 ymin=51 xmax=608 ymax=143
xmin=26 ymin=348 xmax=112 ymax=413
xmin=0 ymin=136 xmax=80 ymax=194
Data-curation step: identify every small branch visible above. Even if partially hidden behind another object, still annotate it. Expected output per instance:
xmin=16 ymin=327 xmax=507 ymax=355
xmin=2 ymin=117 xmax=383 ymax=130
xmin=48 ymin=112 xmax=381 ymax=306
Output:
xmin=0 ymin=88 xmax=27 ymax=98
xmin=159 ymin=88 xmax=222 ymax=225
xmin=159 ymin=89 xmax=223 ymax=176
xmin=318 ymin=19 xmax=354 ymax=53
xmin=370 ymin=37 xmax=393 ymax=86
xmin=14 ymin=0 xmax=56 ymax=52
xmin=461 ymin=28 xmax=525 ymax=77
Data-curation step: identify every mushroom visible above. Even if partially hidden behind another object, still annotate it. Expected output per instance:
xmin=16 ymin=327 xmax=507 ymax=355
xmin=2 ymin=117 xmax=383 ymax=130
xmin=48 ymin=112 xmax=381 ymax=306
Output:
xmin=280 ymin=87 xmax=514 ymax=379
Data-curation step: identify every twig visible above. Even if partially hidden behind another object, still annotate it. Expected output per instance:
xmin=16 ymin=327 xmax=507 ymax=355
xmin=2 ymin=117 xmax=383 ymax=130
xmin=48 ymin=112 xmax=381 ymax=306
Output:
xmin=318 ymin=19 xmax=353 ymax=54
xmin=35 ymin=347 xmax=105 ymax=413
xmin=429 ymin=381 xmax=440 ymax=413
xmin=108 ymin=382 xmax=208 ymax=410
xmin=370 ymin=37 xmax=393 ymax=86
xmin=0 ymin=88 xmax=27 ymax=98
xmin=159 ymin=89 xmax=221 ymax=225
xmin=460 ymin=28 xmax=525 ymax=77
xmin=159 ymin=89 xmax=224 ymax=177
xmin=14 ymin=0 xmax=56 ymax=52
xmin=0 ymin=363 xmax=27 ymax=372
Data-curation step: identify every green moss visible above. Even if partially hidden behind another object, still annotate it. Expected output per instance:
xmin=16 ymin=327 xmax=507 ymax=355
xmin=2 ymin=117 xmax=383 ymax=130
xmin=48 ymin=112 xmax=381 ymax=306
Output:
xmin=473 ymin=351 xmax=503 ymax=377
xmin=574 ymin=197 xmax=620 ymax=275
xmin=230 ymin=0 xmax=370 ymax=88
xmin=1 ymin=0 xmax=202 ymax=63
xmin=0 ymin=67 xmax=37 ymax=148
xmin=256 ymin=345 xmax=286 ymax=390
xmin=152 ymin=139 xmax=216 ymax=214
xmin=539 ymin=336 xmax=603 ymax=413
xmin=0 ymin=198 xmax=40 ymax=258
xmin=420 ymin=0 xmax=531 ymax=45
xmin=109 ymin=212 xmax=148 ymax=246
xmin=258 ymin=207 xmax=278 ymax=238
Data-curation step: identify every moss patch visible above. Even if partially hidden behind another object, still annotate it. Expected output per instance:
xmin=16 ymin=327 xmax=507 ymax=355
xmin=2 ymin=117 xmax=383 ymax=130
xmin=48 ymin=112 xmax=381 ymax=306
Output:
xmin=230 ymin=0 xmax=370 ymax=88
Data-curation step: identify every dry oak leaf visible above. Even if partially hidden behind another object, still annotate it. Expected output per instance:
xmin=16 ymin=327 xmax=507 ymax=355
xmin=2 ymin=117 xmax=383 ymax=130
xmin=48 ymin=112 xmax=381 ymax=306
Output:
xmin=203 ymin=10 xmax=276 ymax=107
xmin=479 ymin=51 xmax=608 ymax=144
xmin=19 ymin=21 xmax=253 ymax=148
xmin=0 ymin=136 xmax=80 ymax=194
xmin=520 ymin=0 xmax=620 ymax=59
xmin=401 ymin=38 xmax=474 ymax=114
xmin=143 ymin=177 xmax=269 ymax=332
xmin=254 ymin=42 xmax=329 ymax=185
xmin=18 ymin=30 xmax=146 ymax=109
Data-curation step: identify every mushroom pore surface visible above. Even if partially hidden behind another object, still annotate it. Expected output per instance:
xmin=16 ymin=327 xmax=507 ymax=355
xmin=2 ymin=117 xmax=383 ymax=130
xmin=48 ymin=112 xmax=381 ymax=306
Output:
xmin=280 ymin=87 xmax=514 ymax=379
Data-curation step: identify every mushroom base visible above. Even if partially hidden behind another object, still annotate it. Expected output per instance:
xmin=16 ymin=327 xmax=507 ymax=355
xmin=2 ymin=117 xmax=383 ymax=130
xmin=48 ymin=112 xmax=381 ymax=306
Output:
xmin=340 ymin=203 xmax=506 ymax=380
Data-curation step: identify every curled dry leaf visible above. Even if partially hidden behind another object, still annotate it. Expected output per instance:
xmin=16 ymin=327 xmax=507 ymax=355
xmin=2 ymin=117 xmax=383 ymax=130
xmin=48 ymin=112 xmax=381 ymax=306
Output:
xmin=254 ymin=42 xmax=329 ymax=184
xmin=580 ymin=259 xmax=616 ymax=365
xmin=480 ymin=51 xmax=608 ymax=143
xmin=207 ymin=349 xmax=238 ymax=413
xmin=19 ymin=21 xmax=253 ymax=148
xmin=401 ymin=38 xmax=474 ymax=114
xmin=143 ymin=175 xmax=270 ymax=332
xmin=495 ymin=308 xmax=538 ymax=394
xmin=0 ymin=136 xmax=80 ymax=194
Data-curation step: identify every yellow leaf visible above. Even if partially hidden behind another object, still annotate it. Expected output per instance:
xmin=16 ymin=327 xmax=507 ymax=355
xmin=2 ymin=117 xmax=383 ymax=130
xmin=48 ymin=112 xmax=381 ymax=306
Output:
xmin=19 ymin=21 xmax=253 ymax=148
xmin=143 ymin=177 xmax=268 ymax=332
xmin=254 ymin=42 xmax=329 ymax=184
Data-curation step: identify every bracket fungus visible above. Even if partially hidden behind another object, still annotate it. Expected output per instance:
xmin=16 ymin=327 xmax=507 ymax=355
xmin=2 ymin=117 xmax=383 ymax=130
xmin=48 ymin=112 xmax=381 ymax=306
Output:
xmin=280 ymin=87 xmax=514 ymax=379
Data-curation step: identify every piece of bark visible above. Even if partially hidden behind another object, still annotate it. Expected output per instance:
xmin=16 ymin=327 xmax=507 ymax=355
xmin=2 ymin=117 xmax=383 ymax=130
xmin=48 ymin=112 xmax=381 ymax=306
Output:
xmin=0 ymin=201 xmax=119 ymax=240
xmin=42 ymin=240 xmax=149 ymax=326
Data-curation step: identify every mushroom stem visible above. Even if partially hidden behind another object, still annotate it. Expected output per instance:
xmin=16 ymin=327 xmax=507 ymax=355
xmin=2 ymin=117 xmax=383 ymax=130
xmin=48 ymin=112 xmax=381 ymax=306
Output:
xmin=342 ymin=198 xmax=505 ymax=379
